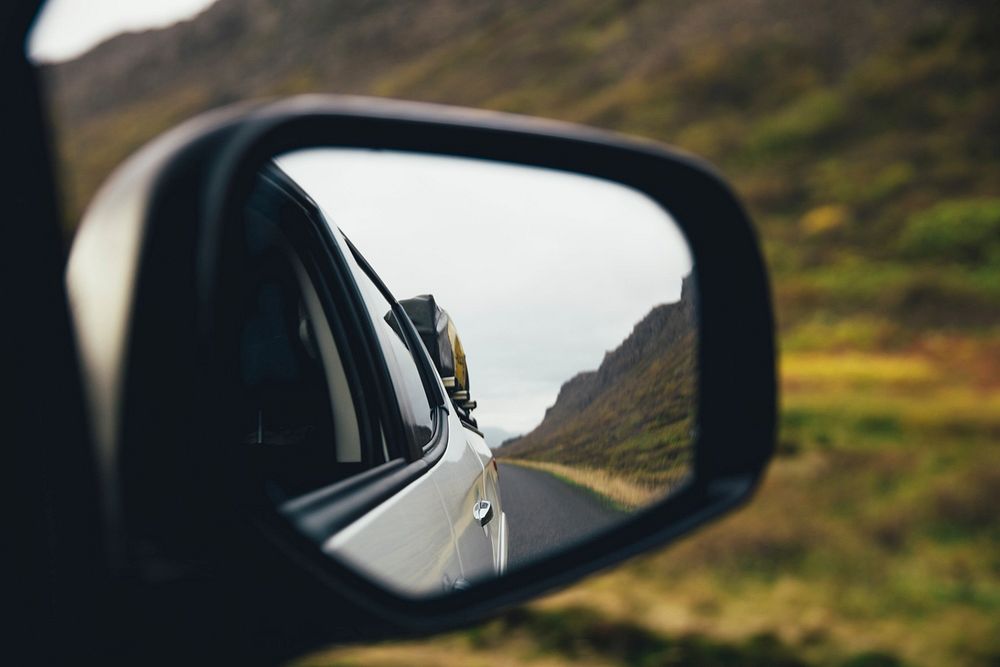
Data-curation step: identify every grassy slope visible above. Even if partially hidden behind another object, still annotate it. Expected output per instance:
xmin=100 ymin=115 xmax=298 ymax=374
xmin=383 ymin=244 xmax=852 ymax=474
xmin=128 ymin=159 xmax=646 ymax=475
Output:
xmin=500 ymin=325 xmax=696 ymax=490
xmin=294 ymin=8 xmax=1000 ymax=663
xmin=301 ymin=351 xmax=1000 ymax=667
xmin=41 ymin=0 xmax=1000 ymax=664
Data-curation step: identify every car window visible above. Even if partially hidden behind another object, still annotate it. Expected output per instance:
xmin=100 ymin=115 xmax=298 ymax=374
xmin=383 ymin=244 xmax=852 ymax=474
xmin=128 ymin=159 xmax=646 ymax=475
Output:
xmin=238 ymin=175 xmax=375 ymax=500
xmin=341 ymin=237 xmax=436 ymax=450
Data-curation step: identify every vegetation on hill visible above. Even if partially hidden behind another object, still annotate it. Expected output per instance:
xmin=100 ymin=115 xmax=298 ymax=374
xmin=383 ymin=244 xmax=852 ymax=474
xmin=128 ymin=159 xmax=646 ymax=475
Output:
xmin=500 ymin=276 xmax=696 ymax=495
xmin=37 ymin=0 xmax=1000 ymax=664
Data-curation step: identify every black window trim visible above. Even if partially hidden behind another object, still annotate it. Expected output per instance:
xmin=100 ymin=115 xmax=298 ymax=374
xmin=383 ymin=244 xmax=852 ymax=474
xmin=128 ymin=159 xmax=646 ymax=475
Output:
xmin=255 ymin=167 xmax=385 ymax=470
xmin=279 ymin=403 xmax=449 ymax=542
xmin=267 ymin=163 xmax=454 ymax=540
xmin=341 ymin=235 xmax=479 ymax=453
xmin=258 ymin=165 xmax=414 ymax=462
xmin=341 ymin=235 xmax=450 ymax=439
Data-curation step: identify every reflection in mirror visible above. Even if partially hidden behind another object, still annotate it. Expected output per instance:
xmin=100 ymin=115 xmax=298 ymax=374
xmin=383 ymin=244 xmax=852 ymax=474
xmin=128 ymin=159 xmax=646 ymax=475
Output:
xmin=237 ymin=149 xmax=697 ymax=596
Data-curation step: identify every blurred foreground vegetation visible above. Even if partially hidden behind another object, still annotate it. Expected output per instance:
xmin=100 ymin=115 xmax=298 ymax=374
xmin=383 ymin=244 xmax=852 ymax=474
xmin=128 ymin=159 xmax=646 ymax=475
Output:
xmin=41 ymin=0 xmax=999 ymax=664
xmin=298 ymin=347 xmax=1000 ymax=666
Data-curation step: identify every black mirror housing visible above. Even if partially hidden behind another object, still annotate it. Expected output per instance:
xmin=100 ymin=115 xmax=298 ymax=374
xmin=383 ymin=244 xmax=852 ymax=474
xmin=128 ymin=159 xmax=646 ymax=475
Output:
xmin=398 ymin=293 xmax=472 ymax=407
xmin=66 ymin=95 xmax=775 ymax=662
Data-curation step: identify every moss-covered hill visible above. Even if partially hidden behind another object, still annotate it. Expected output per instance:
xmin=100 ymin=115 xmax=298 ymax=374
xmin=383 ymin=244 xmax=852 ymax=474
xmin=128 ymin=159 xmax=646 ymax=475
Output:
xmin=500 ymin=276 xmax=697 ymax=490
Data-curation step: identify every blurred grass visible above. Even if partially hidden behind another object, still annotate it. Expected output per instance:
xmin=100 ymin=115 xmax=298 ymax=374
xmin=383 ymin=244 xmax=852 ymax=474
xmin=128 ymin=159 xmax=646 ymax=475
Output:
xmin=296 ymin=349 xmax=1000 ymax=666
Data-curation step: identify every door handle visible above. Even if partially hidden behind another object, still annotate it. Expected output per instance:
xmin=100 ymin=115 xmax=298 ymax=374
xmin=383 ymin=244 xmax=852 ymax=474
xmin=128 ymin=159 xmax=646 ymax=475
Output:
xmin=473 ymin=499 xmax=493 ymax=526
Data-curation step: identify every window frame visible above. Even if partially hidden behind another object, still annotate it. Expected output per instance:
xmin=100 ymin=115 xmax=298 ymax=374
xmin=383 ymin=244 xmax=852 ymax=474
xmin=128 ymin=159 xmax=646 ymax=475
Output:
xmin=267 ymin=165 xmax=456 ymax=540
xmin=261 ymin=164 xmax=453 ymax=463
xmin=340 ymin=236 xmax=449 ymax=451
xmin=253 ymin=166 xmax=431 ymax=468
xmin=243 ymin=170 xmax=389 ymax=487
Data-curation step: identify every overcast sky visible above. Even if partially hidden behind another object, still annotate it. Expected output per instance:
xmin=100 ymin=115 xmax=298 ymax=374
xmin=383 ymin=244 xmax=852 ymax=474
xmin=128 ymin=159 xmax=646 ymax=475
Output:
xmin=278 ymin=150 xmax=693 ymax=439
xmin=28 ymin=0 xmax=218 ymax=62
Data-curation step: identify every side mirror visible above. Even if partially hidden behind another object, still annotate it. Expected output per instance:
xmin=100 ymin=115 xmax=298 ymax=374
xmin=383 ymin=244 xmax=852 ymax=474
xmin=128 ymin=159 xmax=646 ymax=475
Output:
xmin=399 ymin=294 xmax=476 ymax=414
xmin=66 ymin=95 xmax=775 ymax=661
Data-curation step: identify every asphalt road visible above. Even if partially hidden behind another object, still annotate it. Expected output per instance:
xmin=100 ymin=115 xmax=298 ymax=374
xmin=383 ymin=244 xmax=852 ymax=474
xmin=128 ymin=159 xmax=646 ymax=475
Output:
xmin=498 ymin=463 xmax=626 ymax=569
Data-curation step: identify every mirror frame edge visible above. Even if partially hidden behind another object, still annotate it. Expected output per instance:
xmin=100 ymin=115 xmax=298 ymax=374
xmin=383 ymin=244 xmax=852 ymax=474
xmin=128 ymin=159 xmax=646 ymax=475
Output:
xmin=69 ymin=94 xmax=776 ymax=655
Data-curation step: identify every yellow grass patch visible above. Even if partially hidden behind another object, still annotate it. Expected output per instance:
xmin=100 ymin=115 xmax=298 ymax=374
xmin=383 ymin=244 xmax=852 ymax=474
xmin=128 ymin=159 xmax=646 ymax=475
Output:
xmin=785 ymin=385 xmax=1000 ymax=432
xmin=501 ymin=458 xmax=667 ymax=510
xmin=782 ymin=352 xmax=939 ymax=385
xmin=292 ymin=639 xmax=591 ymax=667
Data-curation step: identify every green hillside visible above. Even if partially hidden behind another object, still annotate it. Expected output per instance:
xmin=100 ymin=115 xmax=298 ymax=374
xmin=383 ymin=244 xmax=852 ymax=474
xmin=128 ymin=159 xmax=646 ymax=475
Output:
xmin=38 ymin=0 xmax=1000 ymax=664
xmin=42 ymin=0 xmax=1000 ymax=339
xmin=501 ymin=278 xmax=696 ymax=493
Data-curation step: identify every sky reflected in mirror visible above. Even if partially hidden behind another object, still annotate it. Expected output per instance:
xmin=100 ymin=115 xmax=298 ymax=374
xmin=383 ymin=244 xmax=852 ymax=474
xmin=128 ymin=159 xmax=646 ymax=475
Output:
xmin=278 ymin=149 xmax=692 ymax=442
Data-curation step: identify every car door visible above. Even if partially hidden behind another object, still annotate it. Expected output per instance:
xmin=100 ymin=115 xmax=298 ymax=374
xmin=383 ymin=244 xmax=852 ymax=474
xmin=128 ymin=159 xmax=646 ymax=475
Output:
xmin=427 ymin=410 xmax=497 ymax=587
xmin=240 ymin=166 xmax=464 ymax=594
xmin=326 ymin=230 xmax=470 ymax=593
xmin=334 ymin=232 xmax=500 ymax=589
xmin=464 ymin=427 xmax=507 ymax=576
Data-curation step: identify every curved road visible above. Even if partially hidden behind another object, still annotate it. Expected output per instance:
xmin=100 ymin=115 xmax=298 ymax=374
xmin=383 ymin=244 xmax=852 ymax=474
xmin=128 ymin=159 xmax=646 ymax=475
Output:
xmin=498 ymin=463 xmax=626 ymax=568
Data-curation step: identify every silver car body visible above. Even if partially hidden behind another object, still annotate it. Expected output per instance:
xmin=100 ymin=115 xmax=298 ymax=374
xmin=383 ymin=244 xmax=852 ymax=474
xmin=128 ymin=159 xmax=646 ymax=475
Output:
xmin=320 ymin=226 xmax=507 ymax=595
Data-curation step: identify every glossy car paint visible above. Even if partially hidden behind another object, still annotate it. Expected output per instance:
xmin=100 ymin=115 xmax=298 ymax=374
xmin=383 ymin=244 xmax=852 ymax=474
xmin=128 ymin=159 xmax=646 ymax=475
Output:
xmin=321 ymin=421 xmax=464 ymax=594
xmin=324 ymin=410 xmax=506 ymax=594
xmin=424 ymin=412 xmax=500 ymax=586
xmin=321 ymin=221 xmax=506 ymax=594
xmin=465 ymin=429 xmax=508 ymax=575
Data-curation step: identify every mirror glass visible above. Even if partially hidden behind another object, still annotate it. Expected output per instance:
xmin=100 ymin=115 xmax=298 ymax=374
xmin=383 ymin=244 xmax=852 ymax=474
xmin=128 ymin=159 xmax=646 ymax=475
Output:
xmin=235 ymin=148 xmax=697 ymax=596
